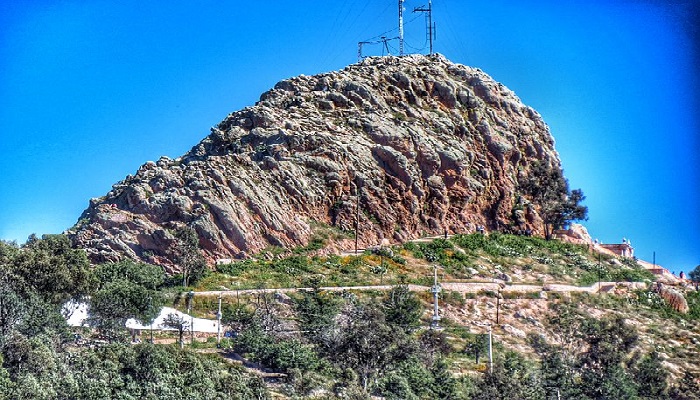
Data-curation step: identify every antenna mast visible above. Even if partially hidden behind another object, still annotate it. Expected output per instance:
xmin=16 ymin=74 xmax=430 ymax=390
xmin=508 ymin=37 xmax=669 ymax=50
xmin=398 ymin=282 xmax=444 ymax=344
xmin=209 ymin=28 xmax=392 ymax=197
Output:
xmin=399 ymin=0 xmax=404 ymax=56
xmin=414 ymin=0 xmax=435 ymax=54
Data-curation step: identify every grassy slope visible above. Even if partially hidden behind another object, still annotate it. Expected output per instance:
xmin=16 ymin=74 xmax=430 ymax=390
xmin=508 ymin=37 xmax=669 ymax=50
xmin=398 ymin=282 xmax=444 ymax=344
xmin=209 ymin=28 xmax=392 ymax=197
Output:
xmin=180 ymin=233 xmax=699 ymax=383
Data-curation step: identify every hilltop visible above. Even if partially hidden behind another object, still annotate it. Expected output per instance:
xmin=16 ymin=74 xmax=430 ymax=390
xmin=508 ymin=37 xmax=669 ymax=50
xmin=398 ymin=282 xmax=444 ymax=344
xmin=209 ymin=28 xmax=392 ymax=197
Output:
xmin=69 ymin=54 xmax=565 ymax=270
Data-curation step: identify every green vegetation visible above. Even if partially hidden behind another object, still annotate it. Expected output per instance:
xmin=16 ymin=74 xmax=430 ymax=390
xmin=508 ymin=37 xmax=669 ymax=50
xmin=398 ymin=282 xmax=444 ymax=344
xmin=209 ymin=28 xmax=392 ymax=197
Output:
xmin=402 ymin=233 xmax=653 ymax=286
xmin=519 ymin=161 xmax=588 ymax=239
xmin=88 ymin=260 xmax=166 ymax=341
xmin=174 ymin=226 xmax=208 ymax=287
xmin=0 ymin=236 xmax=264 ymax=399
xmin=230 ymin=285 xmax=466 ymax=398
xmin=690 ymin=265 xmax=700 ymax=284
xmin=206 ymin=232 xmax=658 ymax=292
xmin=207 ymin=251 xmax=412 ymax=290
xmin=1 ymin=232 xmax=697 ymax=399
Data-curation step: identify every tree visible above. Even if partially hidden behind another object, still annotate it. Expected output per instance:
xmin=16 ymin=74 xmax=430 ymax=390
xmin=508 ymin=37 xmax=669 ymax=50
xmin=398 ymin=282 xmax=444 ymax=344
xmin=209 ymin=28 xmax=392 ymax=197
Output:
xmin=333 ymin=302 xmax=403 ymax=391
xmin=11 ymin=234 xmax=95 ymax=305
xmin=221 ymin=302 xmax=254 ymax=333
xmin=520 ymin=162 xmax=588 ymax=239
xmin=429 ymin=357 xmax=459 ymax=399
xmin=0 ymin=280 xmax=24 ymax=344
xmin=61 ymin=343 xmax=270 ymax=399
xmin=383 ymin=285 xmax=423 ymax=332
xmin=174 ymin=227 xmax=208 ymax=287
xmin=88 ymin=261 xmax=165 ymax=341
xmin=528 ymin=333 xmax=582 ymax=399
xmin=573 ymin=315 xmax=639 ymax=399
xmin=238 ymin=324 xmax=321 ymax=373
xmin=689 ymin=265 xmax=700 ymax=285
xmin=0 ymin=279 xmax=67 ymax=348
xmin=472 ymin=351 xmax=544 ymax=400
xmin=94 ymin=260 xmax=164 ymax=290
xmin=162 ymin=313 xmax=189 ymax=349
xmin=293 ymin=287 xmax=340 ymax=352
xmin=631 ymin=351 xmax=669 ymax=399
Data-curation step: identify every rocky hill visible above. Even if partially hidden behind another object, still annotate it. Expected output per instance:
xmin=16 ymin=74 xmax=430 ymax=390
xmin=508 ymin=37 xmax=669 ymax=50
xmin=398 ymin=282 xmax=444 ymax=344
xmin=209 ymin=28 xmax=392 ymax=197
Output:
xmin=69 ymin=54 xmax=562 ymax=270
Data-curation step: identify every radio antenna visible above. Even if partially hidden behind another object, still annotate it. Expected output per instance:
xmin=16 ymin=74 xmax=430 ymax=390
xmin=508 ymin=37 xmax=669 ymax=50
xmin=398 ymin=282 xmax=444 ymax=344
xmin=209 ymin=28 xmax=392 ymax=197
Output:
xmin=399 ymin=0 xmax=405 ymax=56
xmin=414 ymin=0 xmax=435 ymax=54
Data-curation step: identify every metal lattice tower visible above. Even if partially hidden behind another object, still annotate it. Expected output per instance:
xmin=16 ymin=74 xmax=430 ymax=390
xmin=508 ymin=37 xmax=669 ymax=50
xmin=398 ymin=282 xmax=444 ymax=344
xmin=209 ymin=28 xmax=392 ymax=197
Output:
xmin=399 ymin=0 xmax=404 ymax=56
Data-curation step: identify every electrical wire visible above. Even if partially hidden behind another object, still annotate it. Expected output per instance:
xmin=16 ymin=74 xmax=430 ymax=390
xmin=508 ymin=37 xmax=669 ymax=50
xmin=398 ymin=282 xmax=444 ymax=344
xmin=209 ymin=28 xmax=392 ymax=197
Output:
xmin=438 ymin=0 xmax=471 ymax=62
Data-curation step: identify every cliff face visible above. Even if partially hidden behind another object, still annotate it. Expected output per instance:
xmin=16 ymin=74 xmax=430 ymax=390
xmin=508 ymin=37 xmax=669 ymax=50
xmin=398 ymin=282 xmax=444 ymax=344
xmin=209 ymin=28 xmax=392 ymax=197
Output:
xmin=69 ymin=54 xmax=561 ymax=270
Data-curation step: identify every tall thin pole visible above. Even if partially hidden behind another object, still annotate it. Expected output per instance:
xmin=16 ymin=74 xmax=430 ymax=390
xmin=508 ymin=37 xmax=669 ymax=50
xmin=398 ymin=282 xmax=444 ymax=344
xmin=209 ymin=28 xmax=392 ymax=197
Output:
xmin=399 ymin=0 xmax=404 ymax=56
xmin=355 ymin=185 xmax=360 ymax=255
xmin=187 ymin=291 xmax=194 ymax=345
xmin=216 ymin=293 xmax=222 ymax=345
xmin=428 ymin=0 xmax=433 ymax=54
xmin=496 ymin=291 xmax=501 ymax=325
xmin=431 ymin=266 xmax=441 ymax=329
xmin=488 ymin=325 xmax=493 ymax=373
xmin=414 ymin=0 xmax=435 ymax=55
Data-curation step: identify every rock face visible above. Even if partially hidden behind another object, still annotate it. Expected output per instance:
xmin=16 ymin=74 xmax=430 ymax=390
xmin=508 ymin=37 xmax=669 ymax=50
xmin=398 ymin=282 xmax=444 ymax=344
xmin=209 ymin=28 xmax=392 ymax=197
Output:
xmin=69 ymin=54 xmax=562 ymax=270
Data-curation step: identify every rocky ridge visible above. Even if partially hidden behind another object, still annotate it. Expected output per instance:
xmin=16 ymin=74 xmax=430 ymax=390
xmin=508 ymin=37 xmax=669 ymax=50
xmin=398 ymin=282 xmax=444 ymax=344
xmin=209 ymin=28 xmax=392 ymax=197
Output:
xmin=69 ymin=54 xmax=561 ymax=271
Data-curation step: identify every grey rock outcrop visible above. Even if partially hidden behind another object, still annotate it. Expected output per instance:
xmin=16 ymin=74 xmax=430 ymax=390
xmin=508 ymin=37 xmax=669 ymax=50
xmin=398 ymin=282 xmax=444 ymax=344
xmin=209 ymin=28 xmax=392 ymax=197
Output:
xmin=69 ymin=54 xmax=561 ymax=271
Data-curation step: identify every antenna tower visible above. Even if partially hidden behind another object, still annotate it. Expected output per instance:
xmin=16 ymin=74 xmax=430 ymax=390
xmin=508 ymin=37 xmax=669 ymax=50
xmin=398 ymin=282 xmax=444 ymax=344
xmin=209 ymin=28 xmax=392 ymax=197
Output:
xmin=399 ymin=0 xmax=404 ymax=56
xmin=414 ymin=0 xmax=435 ymax=54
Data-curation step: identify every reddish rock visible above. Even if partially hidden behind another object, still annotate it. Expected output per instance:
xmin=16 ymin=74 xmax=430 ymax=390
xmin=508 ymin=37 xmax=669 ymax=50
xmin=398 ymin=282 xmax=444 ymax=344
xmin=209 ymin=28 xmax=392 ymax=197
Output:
xmin=68 ymin=54 xmax=563 ymax=270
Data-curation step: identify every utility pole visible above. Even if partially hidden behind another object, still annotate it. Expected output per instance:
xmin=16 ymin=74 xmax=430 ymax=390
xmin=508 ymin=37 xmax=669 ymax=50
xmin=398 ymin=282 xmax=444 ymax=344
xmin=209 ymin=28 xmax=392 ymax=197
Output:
xmin=187 ymin=291 xmax=194 ymax=345
xmin=414 ymin=0 xmax=435 ymax=54
xmin=399 ymin=0 xmax=404 ymax=56
xmin=430 ymin=266 xmax=441 ymax=329
xmin=495 ymin=289 xmax=501 ymax=325
xmin=216 ymin=292 xmax=222 ymax=346
xmin=236 ymin=282 xmax=240 ymax=307
xmin=355 ymin=184 xmax=360 ymax=255
xmin=488 ymin=324 xmax=493 ymax=373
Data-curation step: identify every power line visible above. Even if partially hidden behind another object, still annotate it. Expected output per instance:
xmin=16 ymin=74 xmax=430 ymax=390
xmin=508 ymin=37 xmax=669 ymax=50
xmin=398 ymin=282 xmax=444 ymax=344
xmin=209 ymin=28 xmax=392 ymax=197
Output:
xmin=357 ymin=1 xmax=437 ymax=58
xmin=413 ymin=0 xmax=435 ymax=54
xmin=357 ymin=36 xmax=400 ymax=61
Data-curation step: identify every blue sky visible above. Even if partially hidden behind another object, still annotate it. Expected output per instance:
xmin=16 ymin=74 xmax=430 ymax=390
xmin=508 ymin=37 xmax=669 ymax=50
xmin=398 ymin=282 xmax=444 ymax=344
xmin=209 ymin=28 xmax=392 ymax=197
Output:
xmin=1 ymin=1 xmax=698 ymax=272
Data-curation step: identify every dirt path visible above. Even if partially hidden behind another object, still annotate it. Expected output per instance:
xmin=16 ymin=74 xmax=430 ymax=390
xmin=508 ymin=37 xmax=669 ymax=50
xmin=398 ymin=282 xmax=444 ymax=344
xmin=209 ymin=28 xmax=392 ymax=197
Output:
xmin=193 ymin=281 xmax=648 ymax=298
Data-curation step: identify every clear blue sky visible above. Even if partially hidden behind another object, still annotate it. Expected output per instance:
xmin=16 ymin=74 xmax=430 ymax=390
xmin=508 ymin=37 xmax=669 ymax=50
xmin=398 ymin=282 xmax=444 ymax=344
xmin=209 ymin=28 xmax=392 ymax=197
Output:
xmin=1 ymin=1 xmax=698 ymax=272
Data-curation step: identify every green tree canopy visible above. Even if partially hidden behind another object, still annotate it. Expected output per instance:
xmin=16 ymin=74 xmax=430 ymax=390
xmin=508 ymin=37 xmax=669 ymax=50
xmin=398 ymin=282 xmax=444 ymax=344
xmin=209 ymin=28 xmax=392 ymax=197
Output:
xmin=174 ymin=227 xmax=208 ymax=287
xmin=520 ymin=162 xmax=588 ymax=239
xmin=88 ymin=261 xmax=165 ymax=340
xmin=382 ymin=284 xmax=422 ymax=332
xmin=10 ymin=234 xmax=95 ymax=305
xmin=689 ymin=265 xmax=700 ymax=283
